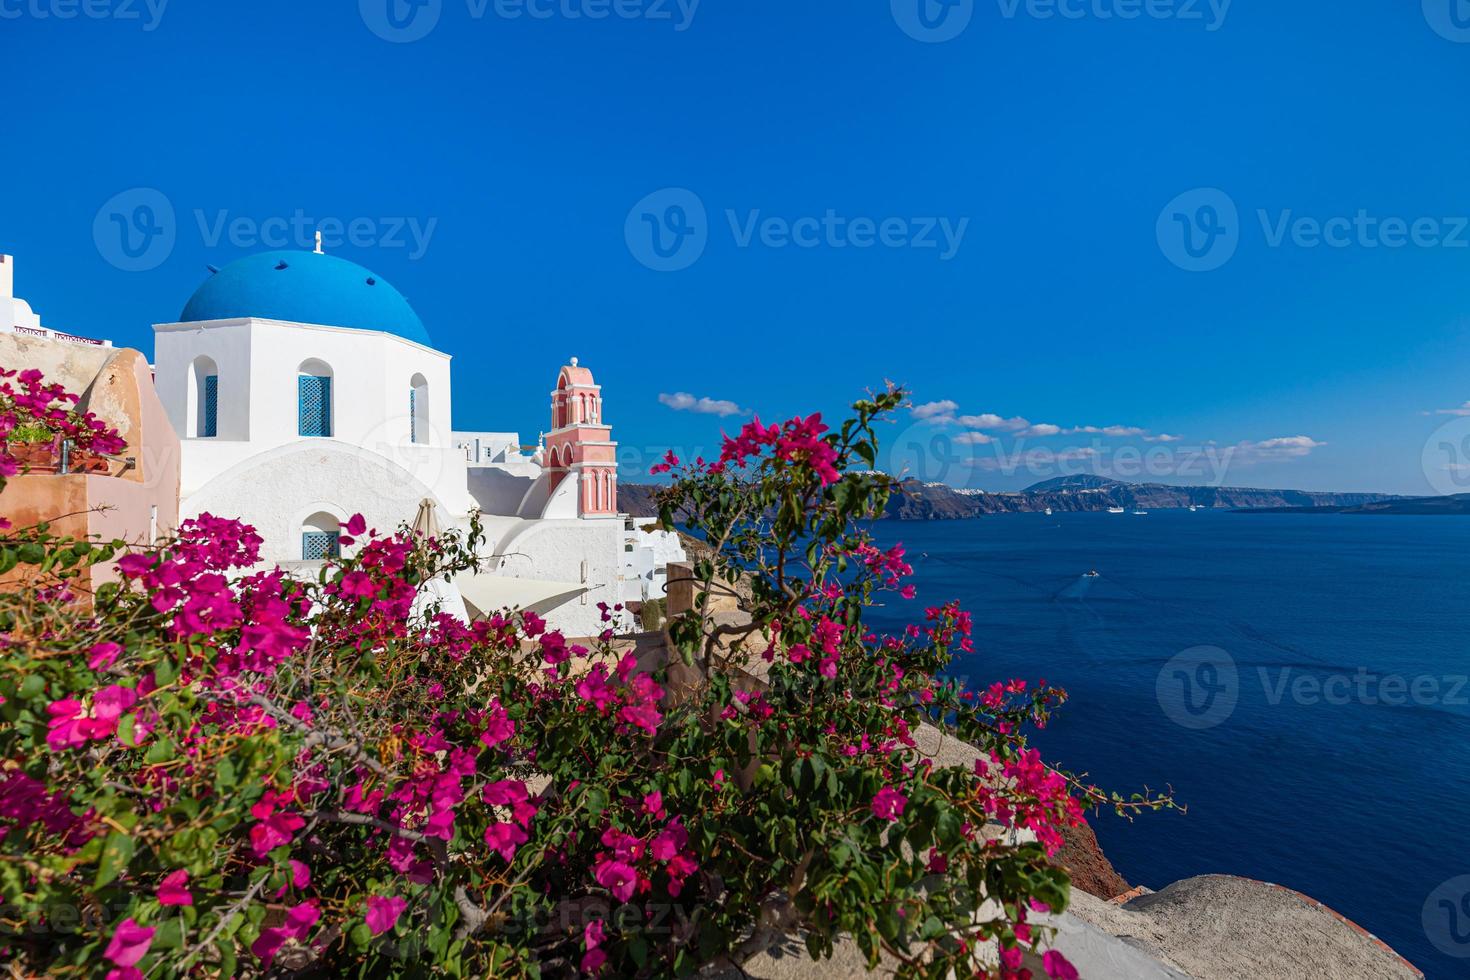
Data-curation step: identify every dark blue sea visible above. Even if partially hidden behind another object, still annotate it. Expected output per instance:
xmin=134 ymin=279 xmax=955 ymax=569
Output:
xmin=866 ymin=511 xmax=1470 ymax=979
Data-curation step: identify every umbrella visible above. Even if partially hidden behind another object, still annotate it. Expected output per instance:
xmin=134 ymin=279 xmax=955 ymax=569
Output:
xmin=410 ymin=498 xmax=442 ymax=542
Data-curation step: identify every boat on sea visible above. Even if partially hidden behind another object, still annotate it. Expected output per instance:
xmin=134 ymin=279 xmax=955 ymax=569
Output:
xmin=1044 ymin=507 xmax=1053 ymax=516
xmin=1084 ymin=569 xmax=1101 ymax=578
xmin=1107 ymin=507 xmax=1126 ymax=514
xmin=1133 ymin=510 xmax=1149 ymax=515
xmin=1188 ymin=505 xmax=1201 ymax=512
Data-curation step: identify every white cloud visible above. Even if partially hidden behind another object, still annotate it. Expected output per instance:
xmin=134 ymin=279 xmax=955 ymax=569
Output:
xmin=658 ymin=392 xmax=747 ymax=417
xmin=1066 ymin=425 xmax=1147 ymax=437
xmin=956 ymin=413 xmax=1032 ymax=432
xmin=911 ymin=399 xmax=959 ymax=422
xmin=1431 ymin=401 xmax=1470 ymax=417
xmin=1230 ymin=435 xmax=1325 ymax=463
xmin=1145 ymin=433 xmax=1183 ymax=443
xmin=952 ymin=431 xmax=994 ymax=445
xmin=913 ymin=399 xmax=1164 ymax=442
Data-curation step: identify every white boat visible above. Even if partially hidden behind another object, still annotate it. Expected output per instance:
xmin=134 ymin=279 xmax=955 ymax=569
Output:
xmin=1188 ymin=505 xmax=1201 ymax=512
xmin=1107 ymin=507 xmax=1125 ymax=514
xmin=1044 ymin=507 xmax=1053 ymax=516
xmin=1133 ymin=510 xmax=1149 ymax=515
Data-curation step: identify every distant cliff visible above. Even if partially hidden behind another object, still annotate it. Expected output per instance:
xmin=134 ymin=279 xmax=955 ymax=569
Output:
xmin=618 ymin=477 xmax=1402 ymax=520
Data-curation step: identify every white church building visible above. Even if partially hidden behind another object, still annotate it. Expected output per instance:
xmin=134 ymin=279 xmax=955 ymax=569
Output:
xmin=146 ymin=247 xmax=677 ymax=636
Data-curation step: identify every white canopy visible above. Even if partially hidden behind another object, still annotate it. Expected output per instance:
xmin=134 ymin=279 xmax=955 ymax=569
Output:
xmin=455 ymin=572 xmax=586 ymax=616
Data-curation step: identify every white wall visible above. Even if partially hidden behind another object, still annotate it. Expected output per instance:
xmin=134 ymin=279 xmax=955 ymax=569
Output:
xmin=180 ymin=440 xmax=448 ymax=568
xmin=488 ymin=518 xmax=624 ymax=637
xmin=155 ymin=318 xmax=473 ymax=511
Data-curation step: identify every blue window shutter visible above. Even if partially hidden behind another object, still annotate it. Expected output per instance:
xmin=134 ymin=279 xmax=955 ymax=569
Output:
xmin=301 ymin=531 xmax=340 ymax=560
xmin=202 ymin=375 xmax=218 ymax=438
xmin=298 ymin=375 xmax=332 ymax=437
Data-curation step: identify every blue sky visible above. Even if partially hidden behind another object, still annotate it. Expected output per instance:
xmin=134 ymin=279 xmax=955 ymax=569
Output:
xmin=3 ymin=0 xmax=1470 ymax=494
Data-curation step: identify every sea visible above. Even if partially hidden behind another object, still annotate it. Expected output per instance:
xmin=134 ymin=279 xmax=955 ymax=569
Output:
xmin=864 ymin=510 xmax=1470 ymax=979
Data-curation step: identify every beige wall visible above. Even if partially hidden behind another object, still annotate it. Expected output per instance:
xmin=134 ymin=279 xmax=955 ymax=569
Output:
xmin=1 ymin=340 xmax=181 ymax=592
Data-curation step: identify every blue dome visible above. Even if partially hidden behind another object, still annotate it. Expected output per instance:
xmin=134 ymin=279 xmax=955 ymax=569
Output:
xmin=179 ymin=250 xmax=431 ymax=346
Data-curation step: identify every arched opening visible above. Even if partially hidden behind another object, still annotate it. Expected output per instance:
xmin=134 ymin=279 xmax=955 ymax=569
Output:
xmin=555 ymin=375 xmax=569 ymax=429
xmin=297 ymin=358 xmax=333 ymax=438
xmin=410 ymin=373 xmax=430 ymax=444
xmin=187 ymin=355 xmax=219 ymax=438
xmin=300 ymin=510 xmax=342 ymax=561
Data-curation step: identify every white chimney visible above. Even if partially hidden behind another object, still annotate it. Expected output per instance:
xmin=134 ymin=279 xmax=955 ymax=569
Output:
xmin=0 ymin=255 xmax=13 ymax=302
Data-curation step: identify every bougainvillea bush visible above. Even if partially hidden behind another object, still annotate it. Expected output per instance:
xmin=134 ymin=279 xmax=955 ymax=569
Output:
xmin=0 ymin=366 xmax=128 ymax=470
xmin=0 ymin=372 xmax=1168 ymax=978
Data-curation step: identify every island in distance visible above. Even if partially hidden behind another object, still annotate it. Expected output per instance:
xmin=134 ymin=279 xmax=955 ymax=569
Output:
xmin=619 ymin=474 xmax=1412 ymax=521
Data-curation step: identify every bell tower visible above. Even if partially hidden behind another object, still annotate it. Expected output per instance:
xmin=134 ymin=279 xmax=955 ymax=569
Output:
xmin=545 ymin=357 xmax=618 ymax=518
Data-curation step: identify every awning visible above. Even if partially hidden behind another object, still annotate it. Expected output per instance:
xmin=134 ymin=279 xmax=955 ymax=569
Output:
xmin=455 ymin=573 xmax=586 ymax=616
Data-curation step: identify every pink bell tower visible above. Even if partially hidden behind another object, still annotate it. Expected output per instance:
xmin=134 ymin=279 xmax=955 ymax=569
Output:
xmin=545 ymin=357 xmax=618 ymax=517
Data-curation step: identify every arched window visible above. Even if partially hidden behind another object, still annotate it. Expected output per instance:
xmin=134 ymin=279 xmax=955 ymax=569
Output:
xmin=298 ymin=358 xmax=333 ymax=438
xmin=410 ymin=373 xmax=429 ymax=444
xmin=300 ymin=511 xmax=341 ymax=561
xmin=187 ymin=355 xmax=219 ymax=438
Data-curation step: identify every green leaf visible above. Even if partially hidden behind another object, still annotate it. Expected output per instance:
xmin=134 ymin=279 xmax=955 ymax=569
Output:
xmin=94 ymin=830 xmax=135 ymax=888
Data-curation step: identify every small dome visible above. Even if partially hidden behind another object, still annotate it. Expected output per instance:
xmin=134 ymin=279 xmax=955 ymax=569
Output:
xmin=179 ymin=250 xmax=430 ymax=347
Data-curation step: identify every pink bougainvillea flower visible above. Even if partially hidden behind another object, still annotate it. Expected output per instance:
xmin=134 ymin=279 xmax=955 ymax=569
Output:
xmin=103 ymin=918 xmax=154 ymax=968
xmin=365 ymin=895 xmax=408 ymax=935
xmin=157 ymin=869 xmax=192 ymax=906
xmin=480 ymin=702 xmax=516 ymax=748
xmin=593 ymin=857 xmax=639 ymax=902
xmin=87 ymin=641 xmax=123 ymax=670
xmin=642 ymin=790 xmax=664 ymax=819
xmin=251 ymin=901 xmax=319 ymax=967
xmin=1043 ymin=949 xmax=1080 ymax=980
xmin=44 ymin=699 xmax=90 ymax=751
xmin=871 ymin=786 xmax=907 ymax=822
xmin=484 ymin=820 xmax=529 ymax=862
xmin=582 ymin=918 xmax=608 ymax=972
